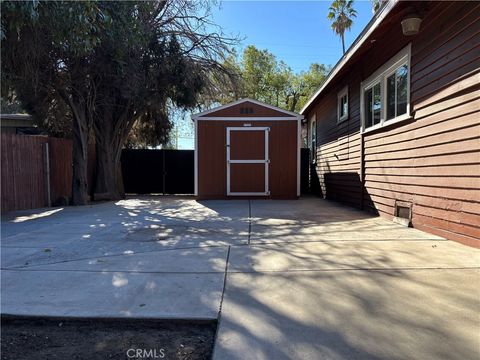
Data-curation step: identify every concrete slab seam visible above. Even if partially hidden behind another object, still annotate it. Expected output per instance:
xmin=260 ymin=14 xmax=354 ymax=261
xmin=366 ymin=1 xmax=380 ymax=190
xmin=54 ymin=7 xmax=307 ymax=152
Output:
xmin=212 ymin=245 xmax=231 ymax=359
xmin=2 ymin=237 xmax=456 ymax=270
xmin=4 ymin=243 xmax=233 ymax=270
xmin=2 ymin=266 xmax=478 ymax=274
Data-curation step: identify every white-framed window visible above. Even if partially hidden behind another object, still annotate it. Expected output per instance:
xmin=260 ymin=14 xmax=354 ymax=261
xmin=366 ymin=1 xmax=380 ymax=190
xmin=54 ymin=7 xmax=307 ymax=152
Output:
xmin=310 ymin=114 xmax=316 ymax=164
xmin=337 ymin=86 xmax=349 ymax=123
xmin=360 ymin=44 xmax=411 ymax=133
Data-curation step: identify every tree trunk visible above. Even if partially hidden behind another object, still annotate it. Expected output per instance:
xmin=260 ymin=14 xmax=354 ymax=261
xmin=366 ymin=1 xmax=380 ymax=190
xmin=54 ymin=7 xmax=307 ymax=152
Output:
xmin=71 ymin=107 xmax=90 ymax=205
xmin=289 ymin=95 xmax=298 ymax=112
xmin=341 ymin=34 xmax=345 ymax=54
xmin=93 ymin=107 xmax=134 ymax=201
xmin=57 ymin=86 xmax=92 ymax=206
xmin=94 ymin=139 xmax=124 ymax=201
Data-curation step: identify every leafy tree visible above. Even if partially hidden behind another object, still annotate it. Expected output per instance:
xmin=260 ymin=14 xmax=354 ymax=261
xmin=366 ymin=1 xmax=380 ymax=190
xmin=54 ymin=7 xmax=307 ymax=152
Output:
xmin=269 ymin=60 xmax=291 ymax=107
xmin=0 ymin=96 xmax=25 ymax=114
xmin=241 ymin=45 xmax=278 ymax=103
xmin=2 ymin=1 xmax=236 ymax=202
xmin=237 ymin=46 xmax=293 ymax=107
xmin=2 ymin=90 xmax=72 ymax=138
xmin=285 ymin=63 xmax=331 ymax=112
xmin=327 ymin=0 xmax=357 ymax=54
xmin=221 ymin=46 xmax=330 ymax=113
xmin=299 ymin=63 xmax=331 ymax=111
xmin=2 ymin=1 xmax=108 ymax=204
xmin=371 ymin=0 xmax=386 ymax=13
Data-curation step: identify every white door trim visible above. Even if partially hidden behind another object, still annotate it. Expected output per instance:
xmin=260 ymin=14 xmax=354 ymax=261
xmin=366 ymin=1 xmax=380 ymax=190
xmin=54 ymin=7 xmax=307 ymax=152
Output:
xmin=226 ymin=127 xmax=269 ymax=196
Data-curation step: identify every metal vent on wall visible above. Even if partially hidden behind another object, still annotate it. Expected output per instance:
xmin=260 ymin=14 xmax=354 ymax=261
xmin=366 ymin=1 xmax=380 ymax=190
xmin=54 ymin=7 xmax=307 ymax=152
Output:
xmin=393 ymin=201 xmax=412 ymax=227
xmin=240 ymin=107 xmax=254 ymax=114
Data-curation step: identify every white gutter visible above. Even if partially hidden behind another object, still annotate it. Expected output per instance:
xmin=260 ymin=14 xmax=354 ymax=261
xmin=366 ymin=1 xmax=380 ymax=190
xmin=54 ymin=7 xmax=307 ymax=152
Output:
xmin=300 ymin=0 xmax=398 ymax=115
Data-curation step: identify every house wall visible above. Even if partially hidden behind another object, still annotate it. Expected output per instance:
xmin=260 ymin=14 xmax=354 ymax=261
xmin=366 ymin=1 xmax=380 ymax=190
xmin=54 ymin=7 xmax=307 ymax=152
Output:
xmin=306 ymin=1 xmax=480 ymax=247
xmin=313 ymin=70 xmax=363 ymax=207
xmin=197 ymin=120 xmax=298 ymax=199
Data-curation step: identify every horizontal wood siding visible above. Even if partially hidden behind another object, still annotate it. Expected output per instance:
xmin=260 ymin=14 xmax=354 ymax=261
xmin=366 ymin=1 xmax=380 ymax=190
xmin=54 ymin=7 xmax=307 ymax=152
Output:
xmin=306 ymin=1 xmax=480 ymax=247
xmin=363 ymin=1 xmax=480 ymax=247
xmin=310 ymin=66 xmax=363 ymax=208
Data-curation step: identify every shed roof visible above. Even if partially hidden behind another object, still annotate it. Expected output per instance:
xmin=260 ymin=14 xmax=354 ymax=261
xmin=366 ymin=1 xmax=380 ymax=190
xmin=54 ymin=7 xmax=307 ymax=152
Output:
xmin=192 ymin=98 xmax=303 ymax=120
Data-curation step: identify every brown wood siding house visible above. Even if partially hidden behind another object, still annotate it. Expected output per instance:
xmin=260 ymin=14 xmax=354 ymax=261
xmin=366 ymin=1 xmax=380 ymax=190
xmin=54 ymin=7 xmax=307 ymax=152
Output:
xmin=302 ymin=0 xmax=480 ymax=248
xmin=194 ymin=99 xmax=303 ymax=199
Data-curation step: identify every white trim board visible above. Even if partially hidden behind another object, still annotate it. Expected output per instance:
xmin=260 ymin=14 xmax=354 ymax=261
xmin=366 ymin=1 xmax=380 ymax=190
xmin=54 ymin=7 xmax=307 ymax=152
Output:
xmin=194 ymin=117 xmax=300 ymax=121
xmin=226 ymin=127 xmax=271 ymax=131
xmin=192 ymin=98 xmax=303 ymax=120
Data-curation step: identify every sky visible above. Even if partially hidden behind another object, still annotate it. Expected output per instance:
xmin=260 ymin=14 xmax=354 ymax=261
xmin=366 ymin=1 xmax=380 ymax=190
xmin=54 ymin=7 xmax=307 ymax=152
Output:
xmin=176 ymin=0 xmax=375 ymax=149
xmin=211 ymin=0 xmax=374 ymax=72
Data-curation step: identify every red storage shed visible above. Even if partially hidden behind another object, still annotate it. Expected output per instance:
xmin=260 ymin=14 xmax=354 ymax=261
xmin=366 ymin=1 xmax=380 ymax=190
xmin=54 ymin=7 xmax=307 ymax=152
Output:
xmin=193 ymin=98 xmax=303 ymax=199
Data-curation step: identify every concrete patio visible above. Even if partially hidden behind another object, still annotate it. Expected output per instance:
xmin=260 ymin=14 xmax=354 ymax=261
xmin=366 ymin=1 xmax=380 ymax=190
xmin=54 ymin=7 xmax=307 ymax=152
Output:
xmin=1 ymin=197 xmax=479 ymax=359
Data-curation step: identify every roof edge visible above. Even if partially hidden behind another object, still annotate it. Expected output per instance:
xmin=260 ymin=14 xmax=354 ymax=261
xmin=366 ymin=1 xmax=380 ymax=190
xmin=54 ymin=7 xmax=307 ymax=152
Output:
xmin=0 ymin=114 xmax=33 ymax=119
xmin=192 ymin=98 xmax=303 ymax=120
xmin=300 ymin=0 xmax=399 ymax=115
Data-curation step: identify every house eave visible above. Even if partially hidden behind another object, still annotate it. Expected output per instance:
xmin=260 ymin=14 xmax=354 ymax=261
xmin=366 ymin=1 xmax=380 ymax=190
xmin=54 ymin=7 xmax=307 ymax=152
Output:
xmin=300 ymin=0 xmax=399 ymax=116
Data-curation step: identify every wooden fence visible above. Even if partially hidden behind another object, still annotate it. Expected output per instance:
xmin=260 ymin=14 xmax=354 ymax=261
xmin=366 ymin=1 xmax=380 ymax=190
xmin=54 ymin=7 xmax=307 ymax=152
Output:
xmin=1 ymin=134 xmax=95 ymax=213
xmin=1 ymin=134 xmax=48 ymax=212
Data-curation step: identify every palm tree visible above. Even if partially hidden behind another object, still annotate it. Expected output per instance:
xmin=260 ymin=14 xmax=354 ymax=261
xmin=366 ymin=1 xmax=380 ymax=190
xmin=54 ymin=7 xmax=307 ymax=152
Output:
xmin=327 ymin=0 xmax=357 ymax=54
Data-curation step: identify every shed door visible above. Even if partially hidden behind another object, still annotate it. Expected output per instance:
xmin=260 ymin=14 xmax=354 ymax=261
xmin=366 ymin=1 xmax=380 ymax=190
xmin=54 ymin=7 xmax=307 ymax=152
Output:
xmin=227 ymin=127 xmax=269 ymax=196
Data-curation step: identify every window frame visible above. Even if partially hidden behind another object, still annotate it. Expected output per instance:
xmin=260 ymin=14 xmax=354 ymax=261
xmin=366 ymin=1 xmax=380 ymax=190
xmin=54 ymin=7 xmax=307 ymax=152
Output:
xmin=363 ymin=80 xmax=382 ymax=129
xmin=337 ymin=86 xmax=349 ymax=123
xmin=360 ymin=44 xmax=412 ymax=133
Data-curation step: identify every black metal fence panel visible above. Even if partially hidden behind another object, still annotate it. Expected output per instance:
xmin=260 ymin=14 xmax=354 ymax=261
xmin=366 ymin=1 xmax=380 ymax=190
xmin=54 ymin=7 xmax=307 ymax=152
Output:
xmin=164 ymin=150 xmax=194 ymax=194
xmin=121 ymin=149 xmax=194 ymax=195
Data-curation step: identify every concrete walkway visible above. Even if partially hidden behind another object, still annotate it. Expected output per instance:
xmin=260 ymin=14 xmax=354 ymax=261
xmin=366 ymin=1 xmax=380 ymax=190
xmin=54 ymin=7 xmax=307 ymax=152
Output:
xmin=1 ymin=197 xmax=479 ymax=359
xmin=1 ymin=198 xmax=247 ymax=319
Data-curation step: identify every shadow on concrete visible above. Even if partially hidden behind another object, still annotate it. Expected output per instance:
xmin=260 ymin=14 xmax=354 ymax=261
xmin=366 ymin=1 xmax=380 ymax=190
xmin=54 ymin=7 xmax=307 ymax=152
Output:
xmin=1 ymin=196 xmax=478 ymax=359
